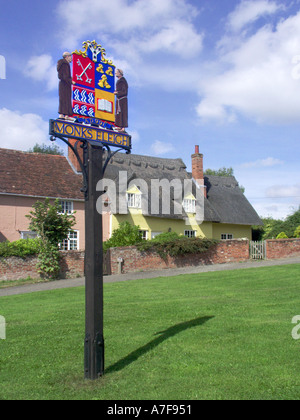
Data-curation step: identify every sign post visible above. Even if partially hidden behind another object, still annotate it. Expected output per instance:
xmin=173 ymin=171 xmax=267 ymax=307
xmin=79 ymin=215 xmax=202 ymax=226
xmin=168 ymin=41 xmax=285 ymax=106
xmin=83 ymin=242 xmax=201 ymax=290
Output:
xmin=84 ymin=142 xmax=104 ymax=379
xmin=51 ymin=40 xmax=131 ymax=380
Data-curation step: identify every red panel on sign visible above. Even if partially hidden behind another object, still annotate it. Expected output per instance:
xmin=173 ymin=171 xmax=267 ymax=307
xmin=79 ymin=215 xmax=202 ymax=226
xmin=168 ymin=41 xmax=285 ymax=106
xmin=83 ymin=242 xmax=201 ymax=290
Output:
xmin=73 ymin=54 xmax=95 ymax=89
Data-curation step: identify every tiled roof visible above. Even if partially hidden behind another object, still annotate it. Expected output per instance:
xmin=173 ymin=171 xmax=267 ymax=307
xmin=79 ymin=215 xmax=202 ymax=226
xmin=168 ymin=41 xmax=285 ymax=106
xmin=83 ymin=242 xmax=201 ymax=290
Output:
xmin=0 ymin=148 xmax=262 ymax=226
xmin=0 ymin=148 xmax=84 ymax=200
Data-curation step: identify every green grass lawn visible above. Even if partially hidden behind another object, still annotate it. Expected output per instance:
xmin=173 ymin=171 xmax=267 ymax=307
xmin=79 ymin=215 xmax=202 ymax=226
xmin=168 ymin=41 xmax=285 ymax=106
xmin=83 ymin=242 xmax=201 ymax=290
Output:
xmin=0 ymin=264 xmax=300 ymax=400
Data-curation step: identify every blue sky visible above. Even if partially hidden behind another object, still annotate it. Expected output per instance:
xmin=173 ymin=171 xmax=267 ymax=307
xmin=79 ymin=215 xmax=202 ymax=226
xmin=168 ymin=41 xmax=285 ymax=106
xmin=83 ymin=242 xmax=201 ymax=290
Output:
xmin=1 ymin=0 xmax=300 ymax=220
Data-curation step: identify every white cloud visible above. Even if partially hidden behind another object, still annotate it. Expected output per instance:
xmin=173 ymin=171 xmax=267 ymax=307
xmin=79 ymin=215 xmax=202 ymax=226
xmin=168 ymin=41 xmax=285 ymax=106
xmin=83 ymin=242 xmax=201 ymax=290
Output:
xmin=197 ymin=9 xmax=300 ymax=124
xmin=24 ymin=54 xmax=57 ymax=91
xmin=57 ymin=0 xmax=199 ymax=47
xmin=227 ymin=0 xmax=284 ymax=32
xmin=151 ymin=140 xmax=175 ymax=155
xmin=128 ymin=20 xmax=203 ymax=59
xmin=56 ymin=0 xmax=202 ymax=68
xmin=266 ymin=184 xmax=300 ymax=198
xmin=0 ymin=108 xmax=48 ymax=151
xmin=240 ymin=157 xmax=284 ymax=168
xmin=127 ymin=129 xmax=140 ymax=144
xmin=251 ymin=200 xmax=296 ymax=220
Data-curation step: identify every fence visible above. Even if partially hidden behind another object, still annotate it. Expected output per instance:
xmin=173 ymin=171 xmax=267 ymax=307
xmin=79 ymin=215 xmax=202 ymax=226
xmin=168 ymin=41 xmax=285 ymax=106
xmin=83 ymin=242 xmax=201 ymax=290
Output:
xmin=250 ymin=241 xmax=266 ymax=260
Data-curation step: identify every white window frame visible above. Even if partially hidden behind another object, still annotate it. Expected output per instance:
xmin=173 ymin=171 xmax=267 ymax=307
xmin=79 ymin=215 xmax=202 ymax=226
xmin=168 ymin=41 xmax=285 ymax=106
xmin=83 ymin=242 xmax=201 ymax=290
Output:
xmin=20 ymin=231 xmax=38 ymax=240
xmin=127 ymin=193 xmax=142 ymax=209
xmin=139 ymin=230 xmax=149 ymax=240
xmin=183 ymin=198 xmax=196 ymax=214
xmin=221 ymin=233 xmax=234 ymax=240
xmin=60 ymin=230 xmax=79 ymax=251
xmin=184 ymin=230 xmax=197 ymax=238
xmin=58 ymin=200 xmax=74 ymax=215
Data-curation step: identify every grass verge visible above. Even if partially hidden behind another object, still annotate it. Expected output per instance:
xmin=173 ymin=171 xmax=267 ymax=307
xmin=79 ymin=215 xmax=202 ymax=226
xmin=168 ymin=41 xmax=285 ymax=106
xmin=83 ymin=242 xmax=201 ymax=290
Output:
xmin=0 ymin=264 xmax=300 ymax=400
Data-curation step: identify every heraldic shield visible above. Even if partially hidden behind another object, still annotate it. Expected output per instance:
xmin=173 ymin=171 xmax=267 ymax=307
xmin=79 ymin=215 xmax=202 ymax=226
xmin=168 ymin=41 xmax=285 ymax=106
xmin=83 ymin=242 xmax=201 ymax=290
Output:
xmin=72 ymin=40 xmax=116 ymax=124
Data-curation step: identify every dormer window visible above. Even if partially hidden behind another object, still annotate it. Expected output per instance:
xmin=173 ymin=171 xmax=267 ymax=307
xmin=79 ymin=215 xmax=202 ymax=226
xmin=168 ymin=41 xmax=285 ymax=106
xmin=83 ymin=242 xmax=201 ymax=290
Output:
xmin=127 ymin=185 xmax=142 ymax=209
xmin=183 ymin=195 xmax=196 ymax=214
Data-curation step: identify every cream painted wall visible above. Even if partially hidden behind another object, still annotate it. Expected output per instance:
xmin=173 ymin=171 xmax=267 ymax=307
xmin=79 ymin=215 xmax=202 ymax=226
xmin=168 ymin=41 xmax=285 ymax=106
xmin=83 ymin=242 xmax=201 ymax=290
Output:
xmin=112 ymin=211 xmax=214 ymax=239
xmin=212 ymin=223 xmax=252 ymax=240
xmin=111 ymin=213 xmax=252 ymax=240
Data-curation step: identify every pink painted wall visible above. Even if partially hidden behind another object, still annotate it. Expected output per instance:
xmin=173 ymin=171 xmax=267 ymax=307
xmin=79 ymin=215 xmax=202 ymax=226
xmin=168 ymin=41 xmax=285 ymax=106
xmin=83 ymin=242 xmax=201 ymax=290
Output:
xmin=0 ymin=194 xmax=111 ymax=249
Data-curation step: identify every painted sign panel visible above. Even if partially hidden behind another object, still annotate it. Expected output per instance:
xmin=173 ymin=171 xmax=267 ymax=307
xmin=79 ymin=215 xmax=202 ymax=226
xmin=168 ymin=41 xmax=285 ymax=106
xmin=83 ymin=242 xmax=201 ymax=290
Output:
xmin=49 ymin=120 xmax=131 ymax=151
xmin=72 ymin=41 xmax=115 ymax=123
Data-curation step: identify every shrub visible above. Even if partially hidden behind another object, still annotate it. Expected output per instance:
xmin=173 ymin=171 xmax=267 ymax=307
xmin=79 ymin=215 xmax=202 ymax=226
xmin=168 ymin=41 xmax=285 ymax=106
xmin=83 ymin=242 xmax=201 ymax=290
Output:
xmin=26 ymin=198 xmax=76 ymax=279
xmin=276 ymin=232 xmax=288 ymax=239
xmin=103 ymin=222 xmax=143 ymax=251
xmin=294 ymin=226 xmax=300 ymax=238
xmin=137 ymin=235 xmax=218 ymax=260
xmin=0 ymin=238 xmax=40 ymax=258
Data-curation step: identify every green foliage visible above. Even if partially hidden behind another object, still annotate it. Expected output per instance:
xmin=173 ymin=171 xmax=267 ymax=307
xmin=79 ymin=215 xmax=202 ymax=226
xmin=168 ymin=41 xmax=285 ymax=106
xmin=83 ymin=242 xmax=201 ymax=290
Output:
xmin=284 ymin=209 xmax=300 ymax=237
xmin=27 ymin=199 xmax=76 ymax=246
xmin=36 ymin=241 xmax=61 ymax=278
xmin=137 ymin=232 xmax=218 ymax=260
xmin=26 ymin=199 xmax=76 ymax=279
xmin=204 ymin=167 xmax=234 ymax=177
xmin=276 ymin=232 xmax=288 ymax=239
xmin=294 ymin=226 xmax=300 ymax=238
xmin=251 ymin=225 xmax=264 ymax=241
xmin=0 ymin=238 xmax=40 ymax=258
xmin=27 ymin=143 xmax=64 ymax=156
xmin=103 ymin=222 xmax=143 ymax=251
xmin=261 ymin=209 xmax=300 ymax=239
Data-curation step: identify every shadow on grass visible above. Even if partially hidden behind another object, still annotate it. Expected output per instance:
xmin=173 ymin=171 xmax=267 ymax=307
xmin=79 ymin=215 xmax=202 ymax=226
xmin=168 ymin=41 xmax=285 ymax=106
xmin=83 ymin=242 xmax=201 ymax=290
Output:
xmin=106 ymin=315 xmax=214 ymax=374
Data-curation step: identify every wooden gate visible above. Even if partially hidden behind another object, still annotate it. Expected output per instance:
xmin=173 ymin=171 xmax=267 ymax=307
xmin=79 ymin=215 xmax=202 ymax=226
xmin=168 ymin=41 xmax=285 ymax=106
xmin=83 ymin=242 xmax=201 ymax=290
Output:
xmin=250 ymin=241 xmax=266 ymax=260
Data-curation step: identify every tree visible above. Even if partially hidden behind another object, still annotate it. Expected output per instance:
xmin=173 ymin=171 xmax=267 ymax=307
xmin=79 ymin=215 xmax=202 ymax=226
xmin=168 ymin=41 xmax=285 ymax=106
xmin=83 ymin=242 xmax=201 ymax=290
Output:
xmin=262 ymin=209 xmax=300 ymax=239
xmin=294 ymin=226 xmax=300 ymax=238
xmin=26 ymin=199 xmax=76 ymax=278
xmin=259 ymin=216 xmax=283 ymax=240
xmin=27 ymin=143 xmax=64 ymax=156
xmin=204 ymin=167 xmax=234 ymax=177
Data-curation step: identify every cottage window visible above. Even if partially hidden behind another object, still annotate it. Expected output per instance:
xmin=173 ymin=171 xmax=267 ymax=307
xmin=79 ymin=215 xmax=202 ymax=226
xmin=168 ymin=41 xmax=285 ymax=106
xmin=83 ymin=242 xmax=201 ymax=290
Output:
xmin=151 ymin=231 xmax=163 ymax=239
xmin=221 ymin=233 xmax=233 ymax=240
xmin=139 ymin=230 xmax=148 ymax=240
xmin=127 ymin=193 xmax=141 ymax=209
xmin=60 ymin=231 xmax=79 ymax=251
xmin=20 ymin=231 xmax=38 ymax=240
xmin=183 ymin=199 xmax=196 ymax=213
xmin=58 ymin=200 xmax=74 ymax=214
xmin=184 ymin=230 xmax=196 ymax=238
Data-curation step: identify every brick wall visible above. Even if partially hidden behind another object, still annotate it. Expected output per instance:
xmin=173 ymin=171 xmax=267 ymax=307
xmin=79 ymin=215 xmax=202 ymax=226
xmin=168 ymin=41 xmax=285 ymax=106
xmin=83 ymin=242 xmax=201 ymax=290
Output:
xmin=1 ymin=239 xmax=299 ymax=281
xmin=266 ymin=238 xmax=300 ymax=260
xmin=109 ymin=239 xmax=250 ymax=275
xmin=0 ymin=251 xmax=85 ymax=281
xmin=0 ymin=255 xmax=40 ymax=281
xmin=59 ymin=251 xmax=85 ymax=279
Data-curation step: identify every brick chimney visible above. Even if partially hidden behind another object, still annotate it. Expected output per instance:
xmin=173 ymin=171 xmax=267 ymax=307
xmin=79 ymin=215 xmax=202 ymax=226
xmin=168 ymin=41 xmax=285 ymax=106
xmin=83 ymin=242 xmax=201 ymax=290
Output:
xmin=68 ymin=138 xmax=83 ymax=173
xmin=192 ymin=145 xmax=206 ymax=197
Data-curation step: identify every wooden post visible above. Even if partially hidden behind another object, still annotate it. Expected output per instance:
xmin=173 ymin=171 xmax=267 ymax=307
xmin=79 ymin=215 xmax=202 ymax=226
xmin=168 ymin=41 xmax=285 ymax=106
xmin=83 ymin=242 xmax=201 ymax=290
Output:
xmin=84 ymin=142 xmax=104 ymax=379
